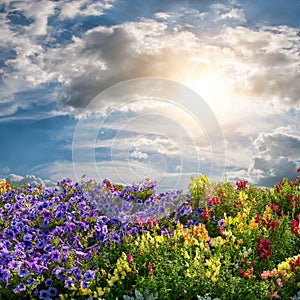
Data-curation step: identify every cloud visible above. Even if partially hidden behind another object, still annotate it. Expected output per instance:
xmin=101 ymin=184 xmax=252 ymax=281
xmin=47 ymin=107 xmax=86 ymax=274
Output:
xmin=248 ymin=127 xmax=300 ymax=186
xmin=249 ymin=156 xmax=298 ymax=187
xmin=3 ymin=174 xmax=56 ymax=188
xmin=129 ymin=150 xmax=149 ymax=160
xmin=221 ymin=25 xmax=300 ymax=112
xmin=1 ymin=1 xmax=300 ymax=119
xmin=58 ymin=0 xmax=114 ymax=20
xmin=253 ymin=126 xmax=300 ymax=159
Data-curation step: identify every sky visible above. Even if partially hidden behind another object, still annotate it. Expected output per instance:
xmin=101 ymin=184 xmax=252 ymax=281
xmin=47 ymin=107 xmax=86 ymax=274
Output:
xmin=0 ymin=0 xmax=300 ymax=191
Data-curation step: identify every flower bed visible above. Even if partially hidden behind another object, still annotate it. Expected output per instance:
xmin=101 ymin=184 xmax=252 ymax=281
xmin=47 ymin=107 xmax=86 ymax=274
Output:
xmin=0 ymin=171 xmax=300 ymax=300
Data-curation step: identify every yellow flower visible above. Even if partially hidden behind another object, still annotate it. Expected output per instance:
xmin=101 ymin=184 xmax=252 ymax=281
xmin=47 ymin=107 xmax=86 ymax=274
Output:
xmin=239 ymin=191 xmax=248 ymax=202
xmin=155 ymin=235 xmax=164 ymax=243
xmin=205 ymin=270 xmax=211 ymax=278
xmin=96 ymin=287 xmax=105 ymax=296
xmin=278 ymin=261 xmax=289 ymax=272
xmin=186 ymin=269 xmax=192 ymax=278
xmin=205 ymin=259 xmax=212 ymax=267
xmin=238 ymin=239 xmax=244 ymax=245
xmin=201 ymin=174 xmax=209 ymax=185
xmin=249 ymin=218 xmax=258 ymax=229
xmin=211 ymin=276 xmax=217 ymax=283
xmin=107 ymin=279 xmax=114 ymax=287
xmin=184 ymin=251 xmax=190 ymax=259
xmin=80 ymin=288 xmax=92 ymax=295
xmin=237 ymin=224 xmax=243 ymax=232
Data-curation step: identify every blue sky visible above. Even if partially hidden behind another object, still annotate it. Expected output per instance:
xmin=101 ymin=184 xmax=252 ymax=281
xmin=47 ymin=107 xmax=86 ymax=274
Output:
xmin=0 ymin=0 xmax=300 ymax=191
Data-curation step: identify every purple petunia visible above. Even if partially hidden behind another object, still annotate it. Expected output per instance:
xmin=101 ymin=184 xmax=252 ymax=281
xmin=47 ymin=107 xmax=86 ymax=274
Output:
xmin=43 ymin=244 xmax=53 ymax=253
xmin=80 ymin=280 xmax=89 ymax=289
xmin=48 ymin=287 xmax=58 ymax=297
xmin=84 ymin=269 xmax=95 ymax=281
xmin=13 ymin=283 xmax=26 ymax=293
xmin=18 ymin=268 xmax=30 ymax=278
xmin=39 ymin=289 xmax=51 ymax=300
xmin=218 ymin=218 xmax=225 ymax=227
xmin=50 ymin=249 xmax=62 ymax=262
xmin=45 ymin=278 xmax=53 ymax=287
xmin=64 ymin=277 xmax=74 ymax=290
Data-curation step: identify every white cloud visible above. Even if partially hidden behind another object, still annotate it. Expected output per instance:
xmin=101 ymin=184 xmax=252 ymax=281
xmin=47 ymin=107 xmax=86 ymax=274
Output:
xmin=58 ymin=0 xmax=114 ymax=19
xmin=253 ymin=126 xmax=300 ymax=159
xmin=247 ymin=127 xmax=300 ymax=186
xmin=129 ymin=150 xmax=149 ymax=160
xmin=2 ymin=174 xmax=56 ymax=188
xmin=2 ymin=2 xmax=300 ymax=120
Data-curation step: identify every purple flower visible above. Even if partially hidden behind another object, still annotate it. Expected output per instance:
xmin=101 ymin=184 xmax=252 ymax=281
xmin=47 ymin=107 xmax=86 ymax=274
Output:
xmin=26 ymin=195 xmax=33 ymax=201
xmin=43 ymin=219 xmax=50 ymax=227
xmin=102 ymin=225 xmax=108 ymax=234
xmin=8 ymin=260 xmax=22 ymax=270
xmin=64 ymin=277 xmax=74 ymax=290
xmin=48 ymin=287 xmax=58 ymax=297
xmin=52 ymin=267 xmax=66 ymax=280
xmin=11 ymin=225 xmax=20 ymax=235
xmin=97 ymin=233 xmax=106 ymax=242
xmin=22 ymin=225 xmax=32 ymax=234
xmin=4 ymin=229 xmax=14 ymax=239
xmin=23 ymin=234 xmax=33 ymax=242
xmin=36 ymin=240 xmax=46 ymax=249
xmin=0 ymin=269 xmax=10 ymax=285
xmin=18 ymin=268 xmax=30 ymax=278
xmin=55 ymin=211 xmax=63 ymax=220
xmin=13 ymin=283 xmax=26 ymax=293
xmin=81 ymin=280 xmax=89 ymax=289
xmin=23 ymin=240 xmax=32 ymax=248
xmin=43 ymin=244 xmax=52 ymax=253
xmin=45 ymin=278 xmax=53 ymax=287
xmin=39 ymin=289 xmax=50 ymax=300
xmin=130 ymin=227 xmax=139 ymax=236
xmin=84 ymin=270 xmax=95 ymax=281
xmin=27 ymin=277 xmax=37 ymax=285
xmin=218 ymin=218 xmax=225 ymax=227
xmin=50 ymin=249 xmax=62 ymax=262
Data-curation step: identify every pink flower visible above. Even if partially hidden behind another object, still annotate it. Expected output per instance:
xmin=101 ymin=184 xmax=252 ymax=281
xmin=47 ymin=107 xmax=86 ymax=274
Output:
xmin=147 ymin=264 xmax=153 ymax=271
xmin=276 ymin=278 xmax=283 ymax=288
xmin=127 ymin=253 xmax=133 ymax=262
xmin=261 ymin=270 xmax=269 ymax=280
xmin=273 ymin=291 xmax=280 ymax=299
xmin=281 ymin=270 xmax=287 ymax=276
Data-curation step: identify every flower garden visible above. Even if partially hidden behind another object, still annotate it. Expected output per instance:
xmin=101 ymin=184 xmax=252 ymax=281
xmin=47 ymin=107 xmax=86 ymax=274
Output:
xmin=0 ymin=169 xmax=300 ymax=300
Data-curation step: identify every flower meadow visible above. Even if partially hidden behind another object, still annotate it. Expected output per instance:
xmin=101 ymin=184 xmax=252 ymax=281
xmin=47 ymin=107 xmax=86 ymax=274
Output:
xmin=0 ymin=169 xmax=300 ymax=300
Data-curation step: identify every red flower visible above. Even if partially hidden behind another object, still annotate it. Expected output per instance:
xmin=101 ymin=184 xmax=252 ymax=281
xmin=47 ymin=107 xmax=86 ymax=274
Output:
xmin=256 ymin=238 xmax=272 ymax=260
xmin=236 ymin=180 xmax=248 ymax=190
xmin=201 ymin=208 xmax=210 ymax=221
xmin=127 ymin=253 xmax=133 ymax=262
xmin=297 ymin=167 xmax=300 ymax=173
xmin=291 ymin=219 xmax=299 ymax=235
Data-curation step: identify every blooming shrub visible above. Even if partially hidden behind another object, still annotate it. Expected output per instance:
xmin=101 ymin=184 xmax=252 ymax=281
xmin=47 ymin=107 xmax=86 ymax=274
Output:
xmin=0 ymin=170 xmax=299 ymax=299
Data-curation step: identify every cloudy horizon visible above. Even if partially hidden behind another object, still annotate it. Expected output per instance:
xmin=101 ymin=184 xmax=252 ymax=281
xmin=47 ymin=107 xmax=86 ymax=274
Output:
xmin=1 ymin=0 xmax=300 ymax=191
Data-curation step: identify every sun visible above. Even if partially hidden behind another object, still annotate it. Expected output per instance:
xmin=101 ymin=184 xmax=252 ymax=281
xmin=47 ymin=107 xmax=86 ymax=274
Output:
xmin=185 ymin=75 xmax=219 ymax=100
xmin=179 ymin=71 xmax=235 ymax=125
